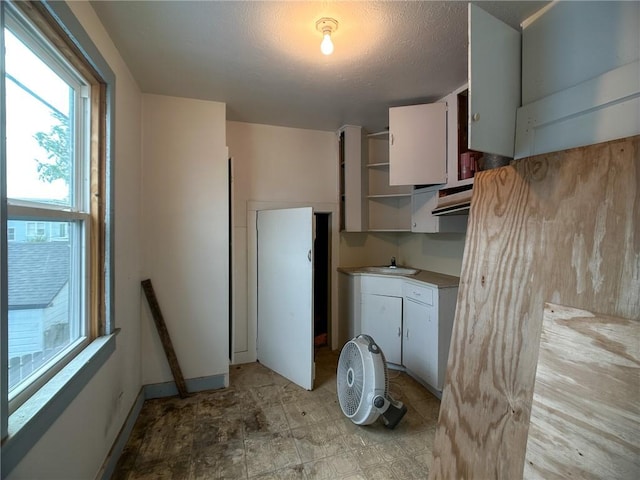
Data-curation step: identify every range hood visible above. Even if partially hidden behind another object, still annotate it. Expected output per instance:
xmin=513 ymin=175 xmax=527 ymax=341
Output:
xmin=432 ymin=187 xmax=473 ymax=216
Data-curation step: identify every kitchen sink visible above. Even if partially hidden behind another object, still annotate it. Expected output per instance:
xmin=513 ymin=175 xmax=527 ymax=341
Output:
xmin=361 ymin=266 xmax=419 ymax=276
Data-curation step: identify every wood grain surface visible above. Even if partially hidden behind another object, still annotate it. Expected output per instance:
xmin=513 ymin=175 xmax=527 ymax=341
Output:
xmin=142 ymin=279 xmax=189 ymax=398
xmin=524 ymin=303 xmax=639 ymax=479
xmin=429 ymin=136 xmax=640 ymax=479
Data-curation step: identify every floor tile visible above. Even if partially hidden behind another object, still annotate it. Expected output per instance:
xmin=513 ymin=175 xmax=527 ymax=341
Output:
xmin=111 ymin=346 xmax=441 ymax=480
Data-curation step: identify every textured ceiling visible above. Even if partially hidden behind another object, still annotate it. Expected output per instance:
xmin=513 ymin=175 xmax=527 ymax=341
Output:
xmin=90 ymin=1 xmax=547 ymax=133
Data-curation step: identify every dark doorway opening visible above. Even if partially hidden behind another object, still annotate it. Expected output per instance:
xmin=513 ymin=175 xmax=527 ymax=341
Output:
xmin=314 ymin=213 xmax=330 ymax=347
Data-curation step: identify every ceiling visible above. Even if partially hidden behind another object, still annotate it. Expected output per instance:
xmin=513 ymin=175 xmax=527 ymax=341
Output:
xmin=90 ymin=1 xmax=547 ymax=133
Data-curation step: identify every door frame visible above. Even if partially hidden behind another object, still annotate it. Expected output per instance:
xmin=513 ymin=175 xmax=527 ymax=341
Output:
xmin=243 ymin=201 xmax=340 ymax=364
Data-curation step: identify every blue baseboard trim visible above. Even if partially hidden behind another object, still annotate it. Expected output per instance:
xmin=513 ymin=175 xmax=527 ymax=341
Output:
xmin=98 ymin=387 xmax=145 ymax=480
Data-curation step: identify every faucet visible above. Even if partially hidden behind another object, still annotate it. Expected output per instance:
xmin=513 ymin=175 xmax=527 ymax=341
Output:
xmin=390 ymin=256 xmax=397 ymax=268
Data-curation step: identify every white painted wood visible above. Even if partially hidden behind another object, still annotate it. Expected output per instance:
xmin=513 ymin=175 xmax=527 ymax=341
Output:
xmin=361 ymin=293 xmax=402 ymax=365
xmin=361 ymin=275 xmax=403 ymax=297
xmin=402 ymin=281 xmax=434 ymax=306
xmin=515 ymin=60 xmax=640 ymax=159
xmin=338 ymin=272 xmax=361 ymax=346
xmin=340 ymin=125 xmax=366 ymax=232
xmin=441 ymin=85 xmax=475 ymax=190
xmin=468 ymin=3 xmax=521 ymax=158
xmin=411 ymin=186 xmax=467 ymax=233
xmin=403 ymin=280 xmax=459 ymax=393
xmin=403 ymin=297 xmax=437 ymax=387
xmin=247 ymin=200 xmax=340 ymax=358
xmin=389 ymin=103 xmax=447 ymax=186
xmin=521 ymin=2 xmax=639 ymax=105
xmin=257 ymin=207 xmax=314 ymax=390
xmin=365 ymin=133 xmax=412 ymax=231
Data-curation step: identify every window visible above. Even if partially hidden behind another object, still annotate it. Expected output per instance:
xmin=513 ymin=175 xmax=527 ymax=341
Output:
xmin=54 ymin=222 xmax=68 ymax=240
xmin=1 ymin=2 xmax=115 ymax=473
xmin=2 ymin=2 xmax=108 ymax=414
xmin=25 ymin=221 xmax=46 ymax=240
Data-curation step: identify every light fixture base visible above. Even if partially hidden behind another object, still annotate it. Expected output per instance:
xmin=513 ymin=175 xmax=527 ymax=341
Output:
xmin=316 ymin=17 xmax=338 ymax=35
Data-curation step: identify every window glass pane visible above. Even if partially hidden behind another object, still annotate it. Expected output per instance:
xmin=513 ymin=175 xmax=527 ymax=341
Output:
xmin=7 ymin=221 xmax=85 ymax=395
xmin=5 ymin=28 xmax=73 ymax=205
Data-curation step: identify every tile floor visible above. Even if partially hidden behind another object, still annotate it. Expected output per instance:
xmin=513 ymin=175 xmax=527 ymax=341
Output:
xmin=112 ymin=347 xmax=441 ymax=479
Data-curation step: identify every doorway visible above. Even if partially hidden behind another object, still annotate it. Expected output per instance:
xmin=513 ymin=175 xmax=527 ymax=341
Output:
xmin=314 ymin=212 xmax=331 ymax=347
xmin=245 ymin=200 xmax=340 ymax=377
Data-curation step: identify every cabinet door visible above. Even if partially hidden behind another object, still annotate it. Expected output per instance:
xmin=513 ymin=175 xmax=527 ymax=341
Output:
xmin=403 ymin=298 xmax=438 ymax=388
xmin=468 ymin=4 xmax=521 ymax=158
xmin=389 ymin=103 xmax=447 ymax=186
xmin=411 ymin=188 xmax=439 ymax=233
xmin=361 ymin=293 xmax=402 ymax=365
xmin=411 ymin=187 xmax=468 ymax=233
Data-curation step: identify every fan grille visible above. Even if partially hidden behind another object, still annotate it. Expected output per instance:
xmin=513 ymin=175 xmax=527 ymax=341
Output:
xmin=337 ymin=341 xmax=364 ymax=417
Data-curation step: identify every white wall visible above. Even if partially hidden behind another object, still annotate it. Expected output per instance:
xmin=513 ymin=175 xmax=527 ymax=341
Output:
xmin=8 ymin=0 xmax=143 ymax=477
xmin=339 ymin=231 xmax=465 ymax=277
xmin=339 ymin=232 xmax=399 ymax=268
xmin=141 ymin=95 xmax=228 ymax=384
xmin=398 ymin=233 xmax=466 ymax=277
xmin=227 ymin=121 xmax=337 ymax=360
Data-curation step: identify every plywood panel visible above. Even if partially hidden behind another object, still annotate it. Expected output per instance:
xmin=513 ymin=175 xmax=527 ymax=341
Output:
xmin=430 ymin=136 xmax=640 ymax=479
xmin=524 ymin=303 xmax=640 ymax=480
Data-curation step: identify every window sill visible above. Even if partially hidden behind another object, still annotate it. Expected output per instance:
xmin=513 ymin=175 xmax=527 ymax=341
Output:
xmin=2 ymin=331 xmax=118 ymax=477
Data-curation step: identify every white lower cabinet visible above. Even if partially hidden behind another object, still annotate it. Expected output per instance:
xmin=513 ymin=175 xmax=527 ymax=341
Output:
xmin=403 ymin=297 xmax=438 ymax=387
xmin=361 ymin=293 xmax=402 ymax=365
xmin=356 ymin=274 xmax=458 ymax=394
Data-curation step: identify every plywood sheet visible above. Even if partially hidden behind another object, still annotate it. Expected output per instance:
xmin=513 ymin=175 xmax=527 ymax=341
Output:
xmin=524 ymin=303 xmax=639 ymax=479
xmin=430 ymin=136 xmax=640 ymax=479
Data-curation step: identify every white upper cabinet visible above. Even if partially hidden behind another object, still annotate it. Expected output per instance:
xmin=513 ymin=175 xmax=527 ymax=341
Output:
xmin=468 ymin=3 xmax=521 ymax=158
xmin=514 ymin=2 xmax=639 ymax=159
xmin=389 ymin=103 xmax=447 ymax=186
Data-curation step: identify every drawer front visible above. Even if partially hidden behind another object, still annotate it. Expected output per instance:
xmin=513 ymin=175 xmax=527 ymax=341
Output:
xmin=360 ymin=275 xmax=403 ymax=296
xmin=403 ymin=281 xmax=434 ymax=305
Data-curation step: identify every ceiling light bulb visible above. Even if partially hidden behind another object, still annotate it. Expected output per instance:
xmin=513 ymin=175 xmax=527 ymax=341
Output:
xmin=321 ymin=32 xmax=334 ymax=55
xmin=316 ymin=18 xmax=338 ymax=56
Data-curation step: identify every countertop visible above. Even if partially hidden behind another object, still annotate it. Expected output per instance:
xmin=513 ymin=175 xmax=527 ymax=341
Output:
xmin=338 ymin=266 xmax=460 ymax=289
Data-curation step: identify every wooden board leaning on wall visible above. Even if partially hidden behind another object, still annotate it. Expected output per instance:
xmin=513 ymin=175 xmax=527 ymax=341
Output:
xmin=524 ymin=303 xmax=639 ymax=479
xmin=429 ymin=135 xmax=640 ymax=479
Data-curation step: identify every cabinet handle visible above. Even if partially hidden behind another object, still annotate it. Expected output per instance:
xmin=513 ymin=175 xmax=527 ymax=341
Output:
xmin=397 ymin=327 xmax=401 ymax=337
xmin=390 ymin=133 xmax=394 ymax=145
xmin=406 ymin=329 xmax=409 ymax=338
xmin=472 ymin=112 xmax=480 ymax=122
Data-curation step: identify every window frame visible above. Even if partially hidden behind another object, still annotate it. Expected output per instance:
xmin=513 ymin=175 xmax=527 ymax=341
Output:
xmin=1 ymin=1 xmax=116 ymax=475
xmin=5 ymin=8 xmax=94 ymax=411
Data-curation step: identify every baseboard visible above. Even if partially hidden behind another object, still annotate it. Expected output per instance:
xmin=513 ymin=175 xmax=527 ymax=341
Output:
xmin=143 ymin=373 xmax=228 ymax=399
xmin=97 ymin=387 xmax=145 ymax=480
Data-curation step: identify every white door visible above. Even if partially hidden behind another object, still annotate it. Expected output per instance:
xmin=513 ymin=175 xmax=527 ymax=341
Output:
xmin=257 ymin=207 xmax=314 ymax=390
